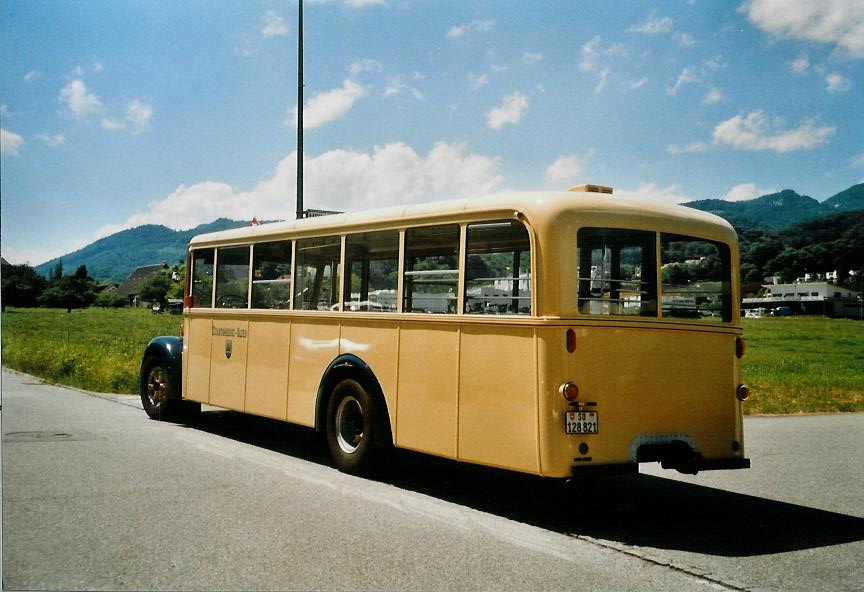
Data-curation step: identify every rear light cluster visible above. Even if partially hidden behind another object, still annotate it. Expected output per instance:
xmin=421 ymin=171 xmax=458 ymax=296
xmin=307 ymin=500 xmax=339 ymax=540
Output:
xmin=736 ymin=337 xmax=746 ymax=359
xmin=561 ymin=382 xmax=579 ymax=403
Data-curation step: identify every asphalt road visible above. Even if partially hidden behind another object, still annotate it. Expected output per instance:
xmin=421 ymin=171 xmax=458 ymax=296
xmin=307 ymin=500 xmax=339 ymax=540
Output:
xmin=2 ymin=369 xmax=863 ymax=591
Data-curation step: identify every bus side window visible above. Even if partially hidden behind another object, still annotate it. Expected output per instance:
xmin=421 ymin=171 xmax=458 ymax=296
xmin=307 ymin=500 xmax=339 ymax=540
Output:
xmin=190 ymin=248 xmax=215 ymax=308
xmin=215 ymin=246 xmax=250 ymax=309
xmin=252 ymin=240 xmax=292 ymax=309
xmin=404 ymin=224 xmax=460 ymax=314
xmin=577 ymin=228 xmax=657 ymax=317
xmin=465 ymin=220 xmax=532 ymax=315
xmin=293 ymin=236 xmax=341 ymax=311
xmin=343 ymin=230 xmax=399 ymax=312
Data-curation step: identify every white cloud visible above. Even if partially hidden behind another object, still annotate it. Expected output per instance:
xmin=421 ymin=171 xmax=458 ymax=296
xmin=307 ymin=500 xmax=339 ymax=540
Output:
xmin=712 ymin=110 xmax=835 ymax=153
xmin=485 ymin=92 xmax=528 ymax=129
xmin=59 ymin=79 xmax=102 ymax=118
xmin=579 ymin=36 xmax=627 ymax=92
xmin=261 ymin=10 xmax=289 ymax=38
xmin=825 ymin=72 xmax=851 ymax=92
xmin=446 ymin=19 xmax=494 ymax=38
xmin=544 ymin=155 xmax=583 ymax=187
xmin=629 ymin=13 xmax=674 ymax=34
xmin=521 ymin=52 xmax=543 ymax=64
xmin=594 ymin=68 xmax=610 ymax=94
xmin=126 ymin=99 xmax=153 ymax=134
xmin=467 ymin=73 xmax=489 ymax=91
xmin=0 ymin=104 xmax=7 ymax=116
xmin=1 ymin=128 xmax=24 ymax=155
xmin=35 ymin=133 xmax=65 ymax=147
xmin=721 ymin=182 xmax=777 ymax=202
xmin=345 ymin=0 xmax=385 ymax=6
xmin=288 ymin=80 xmax=366 ymax=129
xmin=702 ymin=88 xmax=724 ymax=104
xmin=349 ymin=58 xmax=383 ymax=78
xmin=667 ymin=141 xmax=710 ymax=154
xmin=579 ymin=36 xmax=603 ymax=72
xmin=384 ymin=78 xmax=423 ymax=101
xmin=235 ymin=46 xmax=260 ymax=59
xmin=629 ymin=77 xmax=648 ymax=90
xmin=101 ymin=116 xmax=125 ymax=131
xmin=1 ymin=244 xmax=84 ymax=267
xmin=617 ymin=182 xmax=692 ymax=204
xmin=668 ymin=66 xmax=700 ymax=96
xmin=849 ymin=153 xmax=864 ymax=169
xmin=673 ymin=32 xmax=697 ymax=46
xmin=791 ymin=53 xmax=810 ymax=73
xmin=96 ymin=142 xmax=504 ymax=235
xmin=23 ymin=70 xmax=41 ymax=82
xmin=100 ymin=99 xmax=154 ymax=135
xmin=742 ymin=0 xmax=864 ymax=58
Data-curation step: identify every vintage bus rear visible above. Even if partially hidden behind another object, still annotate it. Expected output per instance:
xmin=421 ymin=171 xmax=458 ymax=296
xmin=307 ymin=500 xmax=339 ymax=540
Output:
xmin=528 ymin=189 xmax=750 ymax=477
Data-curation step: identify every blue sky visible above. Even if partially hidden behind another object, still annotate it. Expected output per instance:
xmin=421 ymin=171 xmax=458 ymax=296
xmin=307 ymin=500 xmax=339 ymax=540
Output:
xmin=1 ymin=0 xmax=862 ymax=266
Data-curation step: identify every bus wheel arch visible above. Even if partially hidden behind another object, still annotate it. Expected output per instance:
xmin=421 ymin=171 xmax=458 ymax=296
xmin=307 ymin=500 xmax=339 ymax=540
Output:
xmin=316 ymin=355 xmax=393 ymax=472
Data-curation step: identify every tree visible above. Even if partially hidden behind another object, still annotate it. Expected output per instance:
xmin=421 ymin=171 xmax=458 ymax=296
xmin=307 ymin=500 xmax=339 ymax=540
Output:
xmin=94 ymin=289 xmax=127 ymax=308
xmin=137 ymin=271 xmax=172 ymax=307
xmin=1 ymin=262 xmax=46 ymax=309
xmin=37 ymin=268 xmax=97 ymax=311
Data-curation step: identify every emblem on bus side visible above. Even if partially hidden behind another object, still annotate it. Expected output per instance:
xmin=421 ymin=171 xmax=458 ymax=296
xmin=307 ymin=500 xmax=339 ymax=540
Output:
xmin=225 ymin=339 xmax=233 ymax=359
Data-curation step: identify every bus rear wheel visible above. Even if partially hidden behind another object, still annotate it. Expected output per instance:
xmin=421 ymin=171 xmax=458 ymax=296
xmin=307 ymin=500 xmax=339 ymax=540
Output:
xmin=326 ymin=379 xmax=376 ymax=475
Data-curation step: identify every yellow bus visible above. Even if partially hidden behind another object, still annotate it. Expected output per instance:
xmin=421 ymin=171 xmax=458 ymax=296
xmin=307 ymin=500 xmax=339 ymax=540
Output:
xmin=140 ymin=185 xmax=750 ymax=477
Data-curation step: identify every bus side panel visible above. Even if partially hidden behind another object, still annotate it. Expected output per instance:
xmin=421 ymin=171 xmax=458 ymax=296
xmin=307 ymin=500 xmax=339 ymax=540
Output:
xmin=209 ymin=318 xmax=249 ymax=410
xmin=244 ymin=319 xmax=291 ymax=420
xmin=286 ymin=319 xmax=339 ymax=427
xmin=396 ymin=323 xmax=458 ymax=459
xmin=458 ymin=327 xmax=539 ymax=474
xmin=339 ymin=321 xmax=398 ymax=437
xmin=184 ymin=316 xmax=212 ymax=404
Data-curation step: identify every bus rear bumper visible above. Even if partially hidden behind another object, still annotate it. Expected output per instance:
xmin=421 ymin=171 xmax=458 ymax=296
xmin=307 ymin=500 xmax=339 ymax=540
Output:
xmin=697 ymin=457 xmax=751 ymax=471
xmin=569 ymin=457 xmax=750 ymax=478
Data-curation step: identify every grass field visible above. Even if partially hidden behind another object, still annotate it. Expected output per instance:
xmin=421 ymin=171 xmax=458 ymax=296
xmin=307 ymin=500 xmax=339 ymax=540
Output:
xmin=740 ymin=317 xmax=863 ymax=414
xmin=1 ymin=308 xmax=862 ymax=414
xmin=1 ymin=308 xmax=180 ymax=394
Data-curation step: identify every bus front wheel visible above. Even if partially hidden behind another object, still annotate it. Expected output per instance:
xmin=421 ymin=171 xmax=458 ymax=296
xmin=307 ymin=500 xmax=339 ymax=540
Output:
xmin=326 ymin=379 xmax=376 ymax=475
xmin=141 ymin=356 xmax=179 ymax=420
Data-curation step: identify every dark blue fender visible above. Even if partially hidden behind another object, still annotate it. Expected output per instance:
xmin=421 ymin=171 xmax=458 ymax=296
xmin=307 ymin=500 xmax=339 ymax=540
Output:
xmin=314 ymin=354 xmax=393 ymax=446
xmin=141 ymin=336 xmax=183 ymax=400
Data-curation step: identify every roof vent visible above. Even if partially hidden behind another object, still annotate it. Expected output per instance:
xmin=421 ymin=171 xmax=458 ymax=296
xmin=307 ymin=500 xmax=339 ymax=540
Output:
xmin=569 ymin=184 xmax=613 ymax=194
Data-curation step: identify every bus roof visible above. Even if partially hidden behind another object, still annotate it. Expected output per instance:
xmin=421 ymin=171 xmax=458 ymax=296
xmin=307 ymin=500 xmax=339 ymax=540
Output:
xmin=188 ymin=189 xmax=737 ymax=247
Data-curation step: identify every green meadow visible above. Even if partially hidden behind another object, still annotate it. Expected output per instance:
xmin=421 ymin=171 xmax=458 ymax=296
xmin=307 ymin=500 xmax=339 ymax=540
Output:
xmin=1 ymin=308 xmax=180 ymax=394
xmin=1 ymin=308 xmax=862 ymax=414
xmin=740 ymin=317 xmax=863 ymax=414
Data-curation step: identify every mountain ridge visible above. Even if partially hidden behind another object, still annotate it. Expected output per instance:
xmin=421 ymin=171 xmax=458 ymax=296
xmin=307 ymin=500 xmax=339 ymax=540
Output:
xmin=24 ymin=183 xmax=864 ymax=283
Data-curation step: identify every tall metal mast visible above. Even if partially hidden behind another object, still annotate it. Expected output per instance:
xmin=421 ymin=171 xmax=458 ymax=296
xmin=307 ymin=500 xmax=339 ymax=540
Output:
xmin=296 ymin=0 xmax=304 ymax=219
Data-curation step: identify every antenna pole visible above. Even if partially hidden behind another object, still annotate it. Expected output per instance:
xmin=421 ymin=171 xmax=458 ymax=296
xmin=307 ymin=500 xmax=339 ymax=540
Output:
xmin=296 ymin=0 xmax=304 ymax=220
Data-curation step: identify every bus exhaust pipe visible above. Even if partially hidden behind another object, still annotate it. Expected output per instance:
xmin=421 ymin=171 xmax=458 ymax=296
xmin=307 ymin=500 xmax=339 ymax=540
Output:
xmin=638 ymin=440 xmax=702 ymax=475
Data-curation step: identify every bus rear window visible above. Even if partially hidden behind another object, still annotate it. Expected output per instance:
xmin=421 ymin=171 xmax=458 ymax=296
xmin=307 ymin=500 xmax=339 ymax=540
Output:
xmin=660 ymin=235 xmax=732 ymax=322
xmin=577 ymin=228 xmax=657 ymax=317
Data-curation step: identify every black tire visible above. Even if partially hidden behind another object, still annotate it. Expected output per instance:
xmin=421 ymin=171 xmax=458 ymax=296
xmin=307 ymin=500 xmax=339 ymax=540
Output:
xmin=325 ymin=379 xmax=377 ymax=475
xmin=140 ymin=355 xmax=181 ymax=421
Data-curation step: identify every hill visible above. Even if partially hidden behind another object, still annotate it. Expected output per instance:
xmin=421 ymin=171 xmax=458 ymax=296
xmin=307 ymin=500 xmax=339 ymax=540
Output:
xmin=28 ymin=183 xmax=863 ymax=283
xmin=683 ymin=184 xmax=864 ymax=229
xmin=35 ymin=219 xmax=251 ymax=282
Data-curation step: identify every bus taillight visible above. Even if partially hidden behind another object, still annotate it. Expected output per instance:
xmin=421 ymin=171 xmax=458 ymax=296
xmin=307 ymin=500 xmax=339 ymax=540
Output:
xmin=736 ymin=337 xmax=746 ymax=359
xmin=561 ymin=382 xmax=579 ymax=403
xmin=184 ymin=294 xmax=193 ymax=308
xmin=566 ymin=329 xmax=576 ymax=353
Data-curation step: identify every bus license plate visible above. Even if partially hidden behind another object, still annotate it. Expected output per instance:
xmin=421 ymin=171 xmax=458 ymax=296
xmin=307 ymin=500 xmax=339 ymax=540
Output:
xmin=565 ymin=411 xmax=598 ymax=434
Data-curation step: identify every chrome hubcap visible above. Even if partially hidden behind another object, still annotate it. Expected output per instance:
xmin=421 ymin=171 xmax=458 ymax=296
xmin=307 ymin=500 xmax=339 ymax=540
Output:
xmin=146 ymin=367 xmax=167 ymax=408
xmin=335 ymin=395 xmax=364 ymax=454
